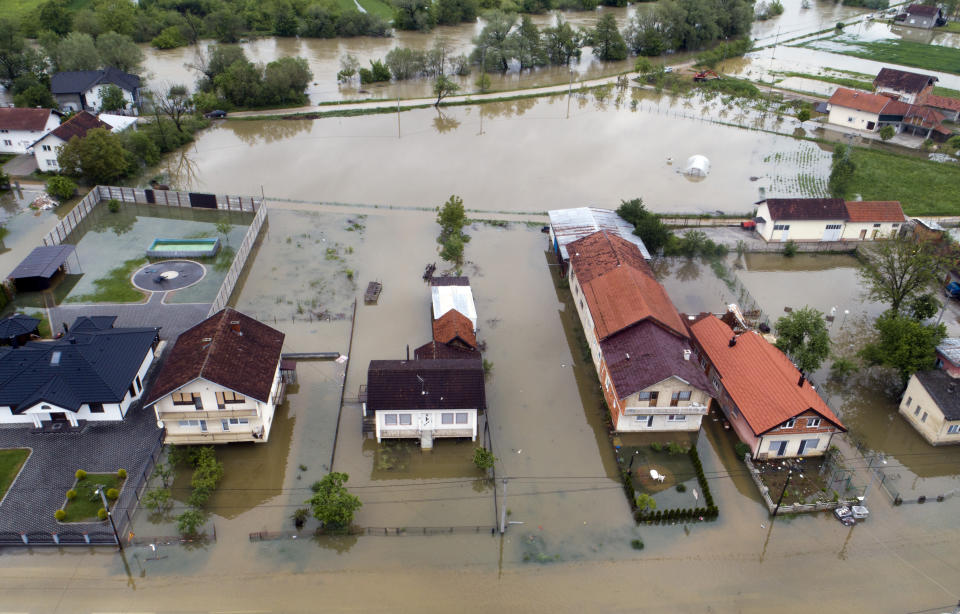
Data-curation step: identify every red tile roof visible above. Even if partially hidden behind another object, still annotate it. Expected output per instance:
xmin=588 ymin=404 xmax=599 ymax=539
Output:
xmin=567 ymin=231 xmax=651 ymax=285
xmin=844 ymin=201 xmax=905 ymax=223
xmin=828 ymin=87 xmax=890 ymax=114
xmin=923 ymin=94 xmax=960 ymax=112
xmin=582 ymin=266 xmax=687 ymax=340
xmin=48 ymin=111 xmax=109 ymax=142
xmin=145 ymin=308 xmax=285 ymax=405
xmin=432 ymin=310 xmax=477 ymax=349
xmin=413 ymin=340 xmax=478 ymax=360
xmin=0 ymin=108 xmax=55 ymax=132
xmin=689 ymin=315 xmax=844 ymax=436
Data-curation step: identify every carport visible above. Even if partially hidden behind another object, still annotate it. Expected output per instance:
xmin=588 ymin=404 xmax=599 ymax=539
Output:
xmin=7 ymin=245 xmax=79 ymax=292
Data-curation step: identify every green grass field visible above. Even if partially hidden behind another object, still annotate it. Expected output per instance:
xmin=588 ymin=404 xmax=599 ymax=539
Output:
xmin=0 ymin=449 xmax=30 ymax=502
xmin=60 ymin=473 xmax=123 ymax=523
xmin=776 ymin=71 xmax=874 ymax=91
xmin=334 ymin=0 xmax=393 ymax=20
xmin=809 ymin=38 xmax=960 ymax=76
xmin=849 ymin=147 xmax=960 ymax=216
xmin=0 ymin=0 xmax=93 ymax=23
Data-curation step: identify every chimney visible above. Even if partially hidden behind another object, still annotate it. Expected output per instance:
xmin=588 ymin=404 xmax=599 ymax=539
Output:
xmin=406 ymin=344 xmax=410 ymax=360
xmin=798 ymin=373 xmax=806 ymax=387
xmin=683 ymin=349 xmax=691 ymax=361
xmin=728 ymin=336 xmax=737 ymax=347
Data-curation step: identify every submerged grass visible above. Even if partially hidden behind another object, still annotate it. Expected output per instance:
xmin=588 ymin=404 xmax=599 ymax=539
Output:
xmin=848 ymin=147 xmax=960 ymax=215
xmin=0 ymin=449 xmax=30 ymax=501
xmin=807 ymin=38 xmax=960 ymax=75
xmin=774 ymin=71 xmax=873 ymax=91
xmin=67 ymin=258 xmax=147 ymax=304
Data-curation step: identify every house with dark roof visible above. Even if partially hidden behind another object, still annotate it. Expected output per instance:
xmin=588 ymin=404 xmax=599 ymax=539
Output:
xmin=688 ymin=314 xmax=845 ymax=459
xmin=0 ymin=108 xmax=61 ymax=154
xmin=0 ymin=314 xmax=40 ymax=346
xmin=30 ymin=111 xmax=110 ymax=172
xmin=873 ymin=68 xmax=938 ymax=104
xmin=0 ymin=316 xmax=159 ymax=427
xmin=566 ymin=230 xmax=713 ymax=432
xmin=145 ymin=308 xmax=287 ymax=445
xmin=363 ymin=359 xmax=485 ymax=446
xmin=51 ymin=67 xmax=142 ymax=114
xmin=755 ymin=198 xmax=905 ymax=242
xmin=899 ymin=338 xmax=960 ymax=445
xmin=901 ymin=4 xmax=945 ymax=29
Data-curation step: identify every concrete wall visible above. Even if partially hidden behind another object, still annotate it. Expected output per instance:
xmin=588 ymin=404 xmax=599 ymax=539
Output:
xmin=840 ymin=221 xmax=901 ymax=241
xmin=899 ymin=375 xmax=960 ymax=446
xmin=828 ymin=105 xmax=880 ymax=132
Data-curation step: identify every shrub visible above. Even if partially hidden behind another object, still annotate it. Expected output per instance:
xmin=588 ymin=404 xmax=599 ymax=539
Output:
xmin=106 ymin=199 xmax=121 ymax=213
xmin=117 ymin=468 xmax=127 ymax=479
xmin=75 ymin=469 xmax=87 ymax=480
xmin=176 ymin=508 xmax=205 ymax=536
xmin=675 ymin=483 xmax=687 ymax=493
xmin=106 ymin=488 xmax=119 ymax=500
xmin=66 ymin=489 xmax=77 ymax=500
xmin=734 ymin=442 xmax=751 ymax=458
xmin=54 ymin=509 xmax=66 ymax=521
xmin=783 ymin=240 xmax=798 ymax=257
xmin=45 ymin=176 xmax=76 ymax=200
xmin=144 ymin=488 xmax=172 ymax=513
xmin=473 ymin=447 xmax=496 ymax=470
xmin=630 ymin=538 xmax=644 ymax=550
xmin=650 ymin=442 xmax=663 ymax=452
xmin=879 ymin=125 xmax=895 ymax=141
xmin=97 ymin=508 xmax=108 ymax=521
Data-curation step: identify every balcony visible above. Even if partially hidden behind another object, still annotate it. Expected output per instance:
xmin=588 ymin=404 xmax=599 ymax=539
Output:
xmin=623 ymin=403 xmax=708 ymax=416
xmin=164 ymin=430 xmax=265 ymax=444
xmin=158 ymin=408 xmax=259 ymax=420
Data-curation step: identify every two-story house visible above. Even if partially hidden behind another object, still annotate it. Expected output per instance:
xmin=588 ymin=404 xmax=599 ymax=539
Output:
xmin=0 ymin=108 xmax=61 ymax=155
xmin=873 ymin=68 xmax=937 ymax=104
xmin=688 ymin=314 xmax=845 ymax=458
xmin=0 ymin=316 xmax=158 ymax=428
xmin=145 ymin=309 xmax=287 ymax=445
xmin=51 ymin=67 xmax=142 ymax=114
xmin=567 ymin=231 xmax=713 ymax=432
xmin=898 ymin=338 xmax=960 ymax=445
xmin=30 ymin=111 xmax=110 ymax=172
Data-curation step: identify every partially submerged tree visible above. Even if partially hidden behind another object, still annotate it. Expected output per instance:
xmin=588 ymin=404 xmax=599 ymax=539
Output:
xmin=859 ymin=312 xmax=946 ymax=387
xmin=617 ymin=198 xmax=672 ymax=255
xmin=856 ymin=234 xmax=945 ymax=315
xmin=774 ymin=306 xmax=831 ymax=374
xmin=153 ymin=84 xmax=193 ymax=132
xmin=433 ymin=74 xmax=459 ymax=106
xmin=307 ymin=472 xmax=362 ymax=531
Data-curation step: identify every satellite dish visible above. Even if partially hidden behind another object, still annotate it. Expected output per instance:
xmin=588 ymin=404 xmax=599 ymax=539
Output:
xmin=156 ymin=420 xmax=164 ymax=429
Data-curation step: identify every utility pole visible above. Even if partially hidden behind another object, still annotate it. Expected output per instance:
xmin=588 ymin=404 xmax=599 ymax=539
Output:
xmin=397 ymin=96 xmax=401 ymax=138
xmin=499 ymin=479 xmax=508 ymax=534
xmin=96 ymin=487 xmax=123 ymax=551
xmin=772 ymin=463 xmax=798 ymax=517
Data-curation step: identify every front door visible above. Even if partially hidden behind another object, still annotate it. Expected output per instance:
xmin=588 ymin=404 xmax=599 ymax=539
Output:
xmin=859 ymin=229 xmax=867 ymax=240
xmin=823 ymin=224 xmax=842 ymax=241
xmin=797 ymin=438 xmax=819 ymax=455
xmin=769 ymin=440 xmax=788 ymax=456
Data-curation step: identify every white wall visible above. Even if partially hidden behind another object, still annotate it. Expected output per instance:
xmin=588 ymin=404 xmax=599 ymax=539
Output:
xmin=760 ymin=218 xmax=846 ymax=242
xmin=899 ymin=376 xmax=960 ymax=446
xmin=32 ymin=134 xmax=64 ymax=171
xmin=756 ymin=431 xmax=833 ymax=458
xmin=617 ymin=376 xmax=709 ymax=432
xmin=827 ymin=105 xmax=881 ymax=132
xmin=0 ymin=114 xmax=59 ymax=154
xmin=841 ymin=221 xmax=901 ymax=241
xmin=373 ymin=408 xmax=478 ymax=442
xmin=84 ymin=85 xmax=136 ymax=113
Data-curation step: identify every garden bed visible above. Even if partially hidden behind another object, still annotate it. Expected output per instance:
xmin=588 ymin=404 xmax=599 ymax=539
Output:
xmin=59 ymin=472 xmax=125 ymax=523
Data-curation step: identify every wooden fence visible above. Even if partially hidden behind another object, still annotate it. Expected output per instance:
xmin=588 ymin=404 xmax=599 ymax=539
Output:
xmin=209 ymin=203 xmax=267 ymax=316
xmin=41 ymin=185 xmax=263 ymax=247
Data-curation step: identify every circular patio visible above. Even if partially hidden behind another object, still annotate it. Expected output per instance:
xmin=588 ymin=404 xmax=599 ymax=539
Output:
xmin=131 ymin=260 xmax=206 ymax=292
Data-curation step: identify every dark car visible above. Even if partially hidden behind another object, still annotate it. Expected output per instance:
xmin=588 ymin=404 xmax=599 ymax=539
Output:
xmin=204 ymin=110 xmax=228 ymax=119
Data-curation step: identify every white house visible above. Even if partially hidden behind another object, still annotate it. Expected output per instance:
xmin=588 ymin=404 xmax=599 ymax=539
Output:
xmin=30 ymin=111 xmax=111 ymax=172
xmin=755 ymin=198 xmax=849 ymax=242
xmin=0 ymin=108 xmax=61 ymax=154
xmin=827 ymin=88 xmax=891 ymax=132
xmin=145 ymin=309 xmax=289 ymax=445
xmin=430 ymin=276 xmax=478 ymax=331
xmin=840 ymin=201 xmax=905 ymax=240
xmin=899 ymin=370 xmax=960 ymax=446
xmin=363 ymin=359 xmax=485 ymax=448
xmin=0 ymin=316 xmax=158 ymax=427
xmin=50 ymin=67 xmax=142 ymax=114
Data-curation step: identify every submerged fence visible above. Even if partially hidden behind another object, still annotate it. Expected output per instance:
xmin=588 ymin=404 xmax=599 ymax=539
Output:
xmin=209 ymin=203 xmax=267 ymax=315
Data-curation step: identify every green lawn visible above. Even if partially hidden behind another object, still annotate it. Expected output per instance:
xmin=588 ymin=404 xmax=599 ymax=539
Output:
xmin=24 ymin=311 xmax=51 ymax=338
xmin=808 ymin=38 xmax=960 ymax=75
xmin=848 ymin=147 xmax=960 ymax=216
xmin=0 ymin=0 xmax=93 ymax=22
xmin=66 ymin=257 xmax=147 ymax=304
xmin=942 ymin=21 xmax=960 ymax=33
xmin=356 ymin=0 xmax=394 ymax=20
xmin=60 ymin=473 xmax=124 ymax=523
xmin=776 ymin=71 xmax=874 ymax=91
xmin=933 ymin=86 xmax=960 ymax=100
xmin=0 ymin=449 xmax=30 ymax=502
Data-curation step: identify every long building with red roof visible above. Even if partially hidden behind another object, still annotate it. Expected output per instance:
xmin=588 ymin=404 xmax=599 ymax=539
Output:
xmin=567 ymin=231 xmax=713 ymax=433
xmin=688 ymin=314 xmax=845 ymax=459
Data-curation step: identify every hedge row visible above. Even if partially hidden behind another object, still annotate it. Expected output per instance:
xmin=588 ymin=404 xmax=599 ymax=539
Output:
xmin=636 ymin=506 xmax=719 ymax=523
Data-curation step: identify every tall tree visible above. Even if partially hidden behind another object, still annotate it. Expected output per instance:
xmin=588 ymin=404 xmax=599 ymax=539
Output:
xmin=774 ymin=306 xmax=831 ymax=374
xmin=47 ymin=32 xmax=100 ymax=72
xmin=57 ymin=128 xmax=130 ymax=184
xmin=307 ymin=472 xmax=361 ymax=531
xmin=589 ymin=13 xmax=628 ymax=61
xmin=829 ymin=144 xmax=856 ymax=198
xmin=0 ymin=19 xmax=46 ymax=88
xmin=38 ymin=0 xmax=74 ymax=36
xmin=433 ymin=73 xmax=459 ymax=106
xmin=100 ymin=84 xmax=128 ymax=112
xmin=856 ymin=234 xmax=945 ymax=314
xmin=94 ymin=0 xmax=138 ymax=36
xmin=96 ymin=31 xmax=144 ymax=73
xmin=617 ymin=198 xmax=671 ymax=254
xmin=859 ymin=312 xmax=946 ymax=386
xmin=542 ymin=15 xmax=581 ymax=66
xmin=472 ymin=10 xmax=516 ymax=72
xmin=509 ymin=15 xmax=546 ymax=69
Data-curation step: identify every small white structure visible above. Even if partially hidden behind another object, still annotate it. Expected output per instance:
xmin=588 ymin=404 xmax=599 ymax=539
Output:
xmin=430 ymin=276 xmax=477 ymax=331
xmin=683 ymin=155 xmax=711 ymax=177
xmin=0 ymin=108 xmax=61 ymax=154
xmin=547 ymin=207 xmax=651 ymax=266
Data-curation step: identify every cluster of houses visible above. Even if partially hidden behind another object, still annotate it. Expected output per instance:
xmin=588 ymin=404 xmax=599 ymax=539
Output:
xmin=0 ymin=67 xmax=141 ymax=172
xmin=826 ymin=67 xmax=960 ymax=143
xmin=895 ymin=3 xmax=949 ymax=29
xmin=549 ymin=207 xmax=847 ymax=459
xmin=362 ymin=276 xmax=486 ymax=449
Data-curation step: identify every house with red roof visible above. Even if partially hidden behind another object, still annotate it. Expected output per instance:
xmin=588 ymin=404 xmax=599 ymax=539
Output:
xmin=841 ymin=201 xmax=907 ymax=240
xmin=145 ymin=308 xmax=288 ymax=444
xmin=688 ymin=315 xmax=845 ymax=459
xmin=755 ymin=198 xmax=904 ymax=242
xmin=826 ymin=85 xmax=954 ymax=142
xmin=0 ymin=108 xmax=61 ymax=155
xmin=567 ymin=230 xmax=713 ymax=432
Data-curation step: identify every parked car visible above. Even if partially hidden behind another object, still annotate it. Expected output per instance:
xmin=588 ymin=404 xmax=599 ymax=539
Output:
xmin=204 ymin=110 xmax=228 ymax=119
xmin=834 ymin=505 xmax=856 ymax=526
xmin=945 ymin=281 xmax=960 ymax=299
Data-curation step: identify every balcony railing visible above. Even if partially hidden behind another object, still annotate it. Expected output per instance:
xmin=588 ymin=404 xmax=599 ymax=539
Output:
xmin=158 ymin=408 xmax=259 ymax=420
xmin=622 ymin=403 xmax=708 ymax=416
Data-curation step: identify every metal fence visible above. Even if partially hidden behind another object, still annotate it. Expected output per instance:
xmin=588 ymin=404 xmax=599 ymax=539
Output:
xmin=41 ymin=185 xmax=263 ymax=247
xmin=249 ymin=526 xmax=497 ymax=541
xmin=208 ymin=203 xmax=267 ymax=316
xmin=850 ymin=442 xmax=959 ymax=506
xmin=743 ymin=454 xmax=860 ymax=515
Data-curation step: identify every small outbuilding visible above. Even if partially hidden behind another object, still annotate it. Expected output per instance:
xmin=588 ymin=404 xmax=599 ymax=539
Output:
xmin=683 ymin=155 xmax=711 ymax=177
xmin=430 ymin=276 xmax=478 ymax=331
xmin=547 ymin=207 xmax=651 ymax=272
xmin=7 ymin=245 xmax=78 ymax=292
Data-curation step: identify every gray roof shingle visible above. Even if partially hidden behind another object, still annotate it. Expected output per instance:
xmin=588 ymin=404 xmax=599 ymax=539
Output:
xmin=366 ymin=359 xmax=486 ymax=411
xmin=7 ymin=245 xmax=75 ymax=280
xmin=915 ymin=370 xmax=960 ymax=421
xmin=50 ymin=67 xmax=141 ymax=95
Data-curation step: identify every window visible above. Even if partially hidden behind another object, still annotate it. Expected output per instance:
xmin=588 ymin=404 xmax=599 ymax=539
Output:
xmin=173 ymin=392 xmax=199 ymax=406
xmin=638 ymin=392 xmax=651 ymax=400
xmin=46 ymin=159 xmax=57 ymax=167
xmin=42 ymin=144 xmax=51 ymax=151
xmin=892 ymin=223 xmax=899 ymax=228
xmin=847 ymin=116 xmax=854 ymax=122
xmin=89 ymin=403 xmax=104 ymax=413
xmin=914 ymin=405 xmax=922 ymax=417
xmin=648 ymin=391 xmax=659 ymax=407
xmin=129 ymin=383 xmax=136 ymax=398
xmin=671 ymin=391 xmax=692 ymax=406
xmin=825 ymin=224 xmax=842 ymax=230
xmin=667 ymin=415 xmax=687 ymax=421
xmin=216 ymin=391 xmax=246 ymax=409
xmin=905 ymin=396 xmax=912 ymax=408
xmin=712 ymin=377 xmax=720 ymax=392
xmin=456 ymin=412 xmax=468 ymax=424
xmin=782 ymin=418 xmax=796 ymax=429
xmin=773 ymin=224 xmax=789 ymax=231
xmin=807 ymin=418 xmax=821 ymax=428
xmin=135 ymin=375 xmax=142 ymax=392
xmin=442 ymin=413 xmax=454 ymax=424
xmin=2 ymin=140 xmax=10 ymax=146
xmin=0 ymin=129 xmax=6 ymax=133
xmin=177 ymin=419 xmax=206 ymax=430
xmin=921 ymin=412 xmax=928 ymax=423
xmin=226 ymin=418 xmax=248 ymax=425
xmin=634 ymin=415 xmax=649 ymax=422
xmin=948 ymin=425 xmax=960 ymax=434
xmin=400 ymin=414 xmax=412 ymax=426
xmin=873 ymin=223 xmax=881 ymax=228
xmin=384 ymin=414 xmax=397 ymax=425
xmin=699 ymin=355 xmax=706 ymax=369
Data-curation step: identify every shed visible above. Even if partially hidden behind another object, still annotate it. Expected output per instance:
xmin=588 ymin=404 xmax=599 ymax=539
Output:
xmin=7 ymin=245 xmax=77 ymax=291
xmin=0 ymin=314 xmax=40 ymax=345
xmin=683 ymin=155 xmax=711 ymax=177
xmin=547 ymin=207 xmax=651 ymax=263
xmin=431 ymin=284 xmax=477 ymax=331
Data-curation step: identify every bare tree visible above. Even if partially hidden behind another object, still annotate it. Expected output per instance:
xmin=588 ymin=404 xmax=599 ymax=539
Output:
xmin=153 ymin=84 xmax=193 ymax=132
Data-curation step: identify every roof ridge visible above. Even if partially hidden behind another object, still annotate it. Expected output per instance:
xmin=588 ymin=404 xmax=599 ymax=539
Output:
xmin=198 ymin=309 xmax=230 ymax=380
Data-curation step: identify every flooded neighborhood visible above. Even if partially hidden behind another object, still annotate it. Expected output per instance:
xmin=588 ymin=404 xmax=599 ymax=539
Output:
xmin=1 ymin=0 xmax=960 ymax=611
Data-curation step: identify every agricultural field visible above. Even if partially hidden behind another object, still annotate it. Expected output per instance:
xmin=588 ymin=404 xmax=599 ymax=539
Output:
xmin=804 ymin=37 xmax=960 ymax=76
xmin=763 ymin=143 xmax=831 ymax=198
xmin=0 ymin=0 xmax=92 ymax=23
xmin=849 ymin=147 xmax=960 ymax=216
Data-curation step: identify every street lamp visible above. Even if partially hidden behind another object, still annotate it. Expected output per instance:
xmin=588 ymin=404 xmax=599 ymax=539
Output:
xmin=96 ymin=486 xmax=123 ymax=551
xmin=840 ymin=309 xmax=850 ymax=329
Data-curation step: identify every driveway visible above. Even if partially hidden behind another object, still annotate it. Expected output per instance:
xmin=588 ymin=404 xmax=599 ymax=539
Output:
xmin=3 ymin=153 xmax=38 ymax=177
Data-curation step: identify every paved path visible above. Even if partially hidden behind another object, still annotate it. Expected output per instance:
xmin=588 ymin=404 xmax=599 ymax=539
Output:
xmin=50 ymin=294 xmax=209 ymax=341
xmin=2 ymin=153 xmax=37 ymax=177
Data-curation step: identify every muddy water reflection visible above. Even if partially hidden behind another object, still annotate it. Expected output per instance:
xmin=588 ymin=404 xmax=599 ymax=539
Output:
xmin=158 ymin=94 xmax=829 ymax=214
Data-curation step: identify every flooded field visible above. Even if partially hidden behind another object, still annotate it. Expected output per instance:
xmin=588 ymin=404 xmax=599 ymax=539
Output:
xmin=150 ymin=93 xmax=834 ymax=215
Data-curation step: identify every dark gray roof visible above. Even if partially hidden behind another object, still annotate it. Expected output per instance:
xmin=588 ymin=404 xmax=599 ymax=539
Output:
xmin=8 ymin=245 xmax=75 ymax=280
xmin=0 ymin=315 xmax=40 ymax=340
xmin=0 ymin=317 xmax=158 ymax=413
xmin=600 ymin=321 xmax=713 ymax=400
xmin=70 ymin=316 xmax=117 ymax=332
xmin=765 ymin=198 xmax=848 ymax=221
xmin=50 ymin=67 xmax=141 ymax=95
xmin=366 ymin=359 xmax=485 ymax=411
xmin=430 ymin=276 xmax=470 ymax=286
xmin=915 ymin=370 xmax=960 ymax=421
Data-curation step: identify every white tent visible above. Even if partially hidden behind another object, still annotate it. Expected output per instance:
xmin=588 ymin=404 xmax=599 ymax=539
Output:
xmin=683 ymin=155 xmax=711 ymax=177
